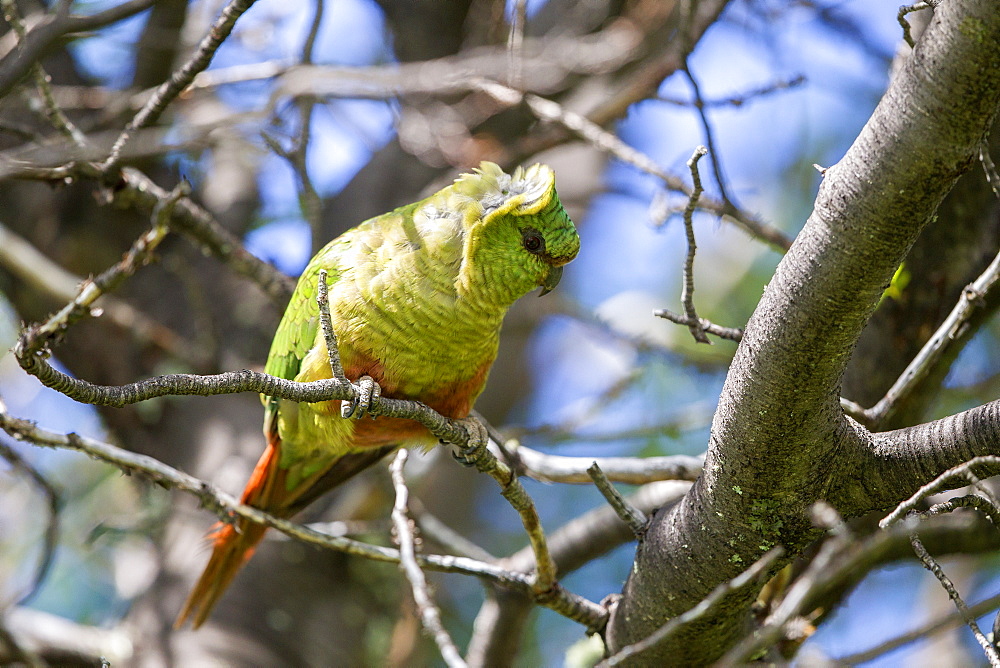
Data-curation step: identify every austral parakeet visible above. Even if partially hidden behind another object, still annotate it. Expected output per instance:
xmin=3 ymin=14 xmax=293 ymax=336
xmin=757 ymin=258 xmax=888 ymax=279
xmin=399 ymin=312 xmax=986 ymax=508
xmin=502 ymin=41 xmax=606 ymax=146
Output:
xmin=176 ymin=162 xmax=580 ymax=627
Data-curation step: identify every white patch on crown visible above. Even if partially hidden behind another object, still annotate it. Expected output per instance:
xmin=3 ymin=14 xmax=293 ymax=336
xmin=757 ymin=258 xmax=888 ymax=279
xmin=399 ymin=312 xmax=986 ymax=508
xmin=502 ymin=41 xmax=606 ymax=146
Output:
xmin=458 ymin=162 xmax=553 ymax=217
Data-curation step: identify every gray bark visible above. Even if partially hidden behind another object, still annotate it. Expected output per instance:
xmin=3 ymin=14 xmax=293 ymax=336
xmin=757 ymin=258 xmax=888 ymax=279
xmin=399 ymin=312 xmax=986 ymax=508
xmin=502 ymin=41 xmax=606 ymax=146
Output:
xmin=605 ymin=1 xmax=1000 ymax=663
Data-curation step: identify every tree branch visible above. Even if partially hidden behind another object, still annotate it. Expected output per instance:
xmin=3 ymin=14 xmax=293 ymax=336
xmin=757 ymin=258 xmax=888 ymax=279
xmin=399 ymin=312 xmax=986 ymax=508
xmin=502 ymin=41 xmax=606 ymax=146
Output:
xmin=0 ymin=399 xmax=604 ymax=627
xmin=606 ymin=2 xmax=1000 ymax=661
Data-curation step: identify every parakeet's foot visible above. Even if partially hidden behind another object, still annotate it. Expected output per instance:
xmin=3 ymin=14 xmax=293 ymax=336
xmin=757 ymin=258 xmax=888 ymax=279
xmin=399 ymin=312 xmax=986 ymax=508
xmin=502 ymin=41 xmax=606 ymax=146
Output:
xmin=452 ymin=417 xmax=488 ymax=467
xmin=342 ymin=375 xmax=381 ymax=419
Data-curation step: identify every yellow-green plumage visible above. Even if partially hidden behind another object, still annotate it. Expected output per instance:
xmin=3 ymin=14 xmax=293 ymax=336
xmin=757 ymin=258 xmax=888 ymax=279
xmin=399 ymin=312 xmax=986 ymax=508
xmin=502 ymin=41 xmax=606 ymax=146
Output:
xmin=176 ymin=162 xmax=579 ymax=628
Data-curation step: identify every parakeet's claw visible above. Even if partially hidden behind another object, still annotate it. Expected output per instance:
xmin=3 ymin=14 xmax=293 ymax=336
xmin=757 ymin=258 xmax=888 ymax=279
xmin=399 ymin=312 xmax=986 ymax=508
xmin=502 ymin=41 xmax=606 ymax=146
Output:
xmin=342 ymin=375 xmax=380 ymax=419
xmin=452 ymin=417 xmax=488 ymax=467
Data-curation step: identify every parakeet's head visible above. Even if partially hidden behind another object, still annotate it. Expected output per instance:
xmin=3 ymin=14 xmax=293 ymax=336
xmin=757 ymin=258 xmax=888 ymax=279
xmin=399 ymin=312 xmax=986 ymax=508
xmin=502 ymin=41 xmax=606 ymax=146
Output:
xmin=453 ymin=162 xmax=580 ymax=305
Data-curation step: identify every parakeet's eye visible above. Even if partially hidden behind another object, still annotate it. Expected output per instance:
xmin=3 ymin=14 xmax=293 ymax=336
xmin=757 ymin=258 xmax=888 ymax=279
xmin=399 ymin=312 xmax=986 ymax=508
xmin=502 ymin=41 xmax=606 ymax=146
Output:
xmin=521 ymin=228 xmax=545 ymax=255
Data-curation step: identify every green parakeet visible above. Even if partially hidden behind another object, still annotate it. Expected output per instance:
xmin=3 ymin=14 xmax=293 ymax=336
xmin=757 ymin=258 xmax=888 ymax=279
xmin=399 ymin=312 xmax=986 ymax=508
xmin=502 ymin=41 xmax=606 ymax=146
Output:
xmin=176 ymin=162 xmax=580 ymax=627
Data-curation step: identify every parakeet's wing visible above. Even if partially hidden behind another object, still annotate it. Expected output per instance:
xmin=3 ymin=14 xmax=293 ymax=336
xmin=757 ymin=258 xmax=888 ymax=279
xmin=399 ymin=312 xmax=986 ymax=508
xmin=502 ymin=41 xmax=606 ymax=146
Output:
xmin=261 ymin=239 xmax=347 ymax=435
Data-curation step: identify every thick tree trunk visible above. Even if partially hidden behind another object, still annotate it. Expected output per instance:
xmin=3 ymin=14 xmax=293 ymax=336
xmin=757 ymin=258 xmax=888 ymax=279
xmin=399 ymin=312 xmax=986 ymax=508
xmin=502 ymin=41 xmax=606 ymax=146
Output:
xmin=605 ymin=2 xmax=1000 ymax=663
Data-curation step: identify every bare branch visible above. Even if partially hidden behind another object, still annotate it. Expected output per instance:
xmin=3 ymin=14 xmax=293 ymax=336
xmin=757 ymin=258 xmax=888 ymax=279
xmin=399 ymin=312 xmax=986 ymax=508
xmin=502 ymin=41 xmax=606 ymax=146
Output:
xmin=587 ymin=462 xmax=648 ymax=537
xmin=101 ymin=0 xmax=260 ymax=173
xmin=909 ymin=532 xmax=1000 ymax=666
xmin=389 ymin=450 xmax=466 ymax=668
xmin=861 ymin=246 xmax=1000 ymax=427
xmin=503 ymin=439 xmax=704 ymax=484
xmin=680 ymin=146 xmax=711 ymax=344
xmin=683 ymin=67 xmax=738 ymax=211
xmin=450 ymin=419 xmax=578 ymax=621
xmin=652 ymin=308 xmax=743 ymax=342
xmin=507 ymin=0 xmax=526 ymax=88
xmin=898 ymin=1 xmax=939 ymax=48
xmin=0 ymin=402 xmax=603 ymax=626
xmin=316 ymin=269 xmax=347 ymax=381
xmin=881 ymin=456 xmax=1000 ymax=528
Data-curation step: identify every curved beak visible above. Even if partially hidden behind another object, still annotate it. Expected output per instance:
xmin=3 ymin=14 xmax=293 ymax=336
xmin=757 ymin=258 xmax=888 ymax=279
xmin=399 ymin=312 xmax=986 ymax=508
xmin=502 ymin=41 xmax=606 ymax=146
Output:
xmin=538 ymin=265 xmax=563 ymax=296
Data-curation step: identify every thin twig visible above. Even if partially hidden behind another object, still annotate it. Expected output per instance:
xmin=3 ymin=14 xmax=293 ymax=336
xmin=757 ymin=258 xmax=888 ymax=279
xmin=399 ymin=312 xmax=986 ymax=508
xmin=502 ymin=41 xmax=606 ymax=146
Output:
xmin=881 ymin=457 xmax=1000 ymax=528
xmin=652 ymin=308 xmax=743 ymax=342
xmin=680 ymin=146 xmax=711 ymax=344
xmin=861 ymin=246 xmax=1000 ymax=428
xmin=586 ymin=462 xmax=647 ymax=537
xmin=453 ymin=420 xmax=559 ymax=602
xmin=507 ymin=0 xmax=527 ymax=88
xmin=316 ymin=269 xmax=347 ymax=381
xmin=683 ymin=66 xmax=737 ymax=211
xmin=390 ymin=451 xmax=467 ymax=668
xmin=101 ymin=0 xmax=259 ymax=173
xmin=909 ymin=533 xmax=1000 ymax=666
xmin=656 ymin=75 xmax=805 ymax=108
xmin=600 ymin=548 xmax=784 ymax=667
xmin=926 ymin=494 xmax=1000 ymax=528
xmin=898 ymin=1 xmax=938 ymax=48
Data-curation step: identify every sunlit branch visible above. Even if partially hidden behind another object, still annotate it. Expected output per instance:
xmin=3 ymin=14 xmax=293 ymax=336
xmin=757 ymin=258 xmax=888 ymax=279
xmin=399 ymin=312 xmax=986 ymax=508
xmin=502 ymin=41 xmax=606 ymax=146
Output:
xmin=652 ymin=308 xmax=743 ymax=343
xmin=389 ymin=451 xmax=466 ymax=668
xmin=909 ymin=532 xmax=1000 ymax=666
xmin=859 ymin=247 xmax=1000 ymax=428
xmin=501 ymin=438 xmax=703 ymax=485
xmin=587 ymin=462 xmax=647 ymax=537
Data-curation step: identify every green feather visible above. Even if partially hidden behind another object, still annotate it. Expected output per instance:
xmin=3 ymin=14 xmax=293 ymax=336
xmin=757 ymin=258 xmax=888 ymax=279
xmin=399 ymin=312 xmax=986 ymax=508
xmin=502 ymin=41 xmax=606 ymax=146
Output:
xmin=262 ymin=161 xmax=580 ymax=471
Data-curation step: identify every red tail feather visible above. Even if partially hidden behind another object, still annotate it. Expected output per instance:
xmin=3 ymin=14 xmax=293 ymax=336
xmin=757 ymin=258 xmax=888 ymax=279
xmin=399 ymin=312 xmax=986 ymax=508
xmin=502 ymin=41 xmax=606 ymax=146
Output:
xmin=175 ymin=440 xmax=282 ymax=629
